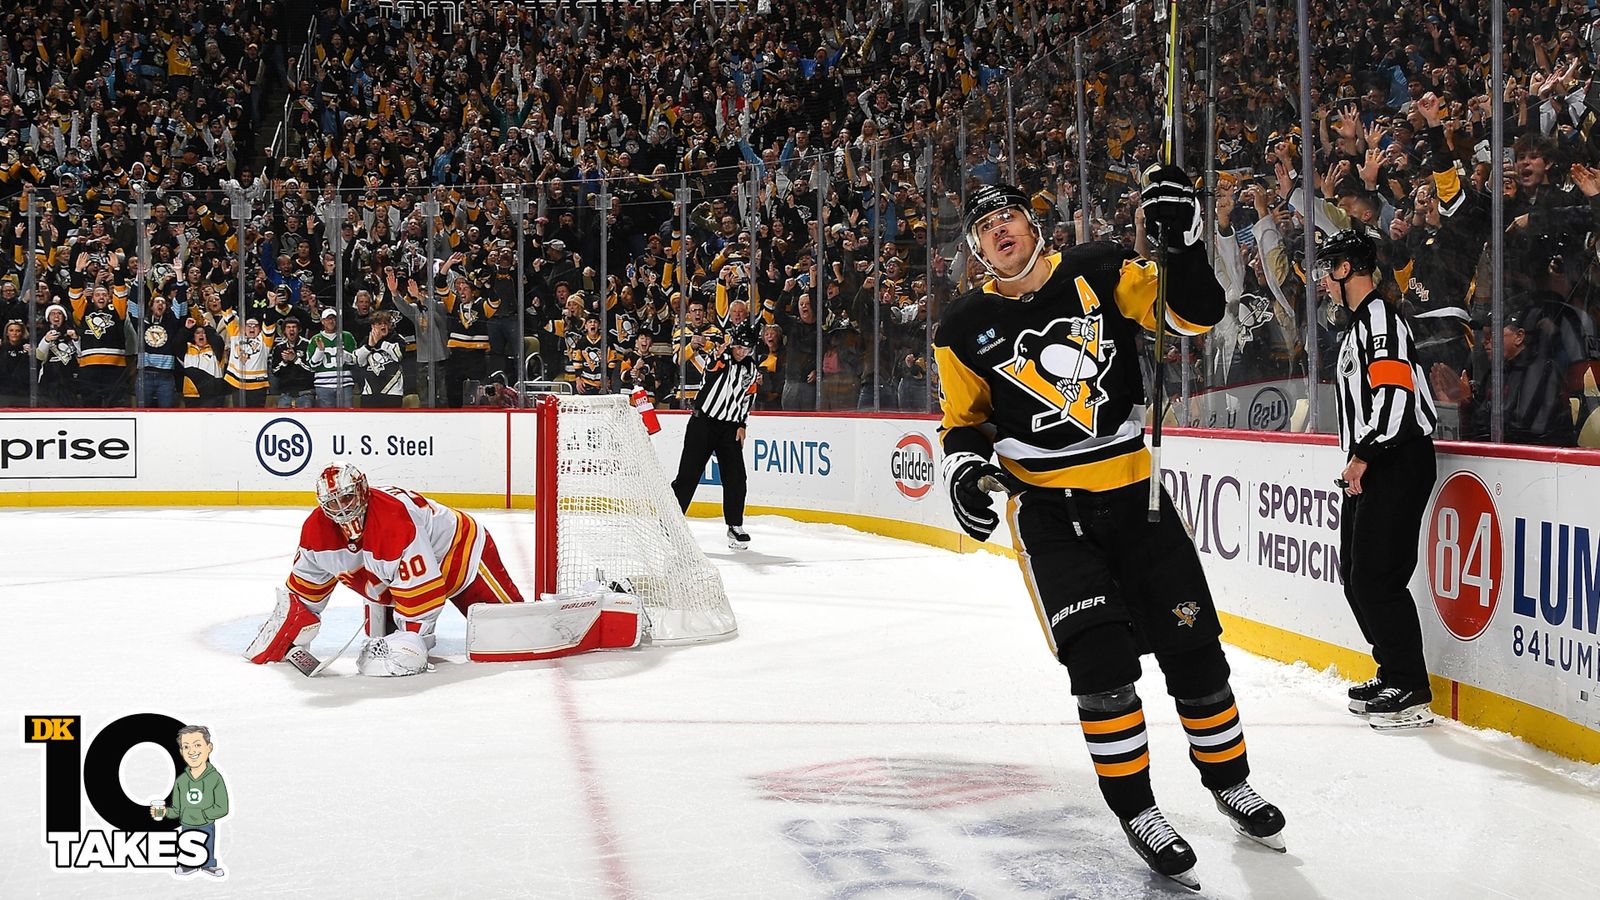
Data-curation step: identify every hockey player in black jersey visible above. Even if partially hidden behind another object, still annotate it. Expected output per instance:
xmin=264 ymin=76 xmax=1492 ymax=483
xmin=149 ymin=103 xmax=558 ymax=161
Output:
xmin=934 ymin=172 xmax=1286 ymax=889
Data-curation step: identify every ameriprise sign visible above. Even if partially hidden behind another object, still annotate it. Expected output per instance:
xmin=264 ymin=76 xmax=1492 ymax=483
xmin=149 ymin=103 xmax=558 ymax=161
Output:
xmin=0 ymin=418 xmax=138 ymax=479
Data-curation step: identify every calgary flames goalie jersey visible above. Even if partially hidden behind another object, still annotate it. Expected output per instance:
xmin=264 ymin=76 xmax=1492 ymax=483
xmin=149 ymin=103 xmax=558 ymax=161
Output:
xmin=287 ymin=486 xmax=491 ymax=622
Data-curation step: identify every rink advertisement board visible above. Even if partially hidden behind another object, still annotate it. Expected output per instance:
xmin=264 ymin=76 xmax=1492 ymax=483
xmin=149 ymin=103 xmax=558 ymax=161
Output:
xmin=0 ymin=410 xmax=1594 ymax=756
xmin=0 ymin=411 xmax=506 ymax=501
xmin=1155 ymin=432 xmax=1600 ymax=740
xmin=0 ymin=416 xmax=137 ymax=479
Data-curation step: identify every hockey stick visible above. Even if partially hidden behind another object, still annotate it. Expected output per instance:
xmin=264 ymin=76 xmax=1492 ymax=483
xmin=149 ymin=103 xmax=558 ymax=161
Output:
xmin=1147 ymin=0 xmax=1180 ymax=523
xmin=285 ymin=622 xmax=364 ymax=678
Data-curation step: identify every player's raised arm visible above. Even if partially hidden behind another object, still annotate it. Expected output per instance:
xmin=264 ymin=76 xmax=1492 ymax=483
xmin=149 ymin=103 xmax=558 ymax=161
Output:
xmin=1115 ymin=165 xmax=1225 ymax=337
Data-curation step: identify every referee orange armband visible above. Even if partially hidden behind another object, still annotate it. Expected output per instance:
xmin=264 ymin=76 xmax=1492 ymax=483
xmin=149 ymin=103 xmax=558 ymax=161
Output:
xmin=1367 ymin=359 xmax=1414 ymax=390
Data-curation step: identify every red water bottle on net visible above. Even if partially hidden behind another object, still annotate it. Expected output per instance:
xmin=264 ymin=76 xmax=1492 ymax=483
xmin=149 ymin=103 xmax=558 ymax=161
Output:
xmin=628 ymin=386 xmax=661 ymax=435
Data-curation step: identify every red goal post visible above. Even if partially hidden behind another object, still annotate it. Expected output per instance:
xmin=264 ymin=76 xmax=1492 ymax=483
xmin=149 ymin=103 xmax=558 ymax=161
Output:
xmin=532 ymin=393 xmax=737 ymax=645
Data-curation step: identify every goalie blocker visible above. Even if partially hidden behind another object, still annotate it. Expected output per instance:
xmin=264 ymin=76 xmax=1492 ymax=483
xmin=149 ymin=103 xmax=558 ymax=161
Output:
xmin=467 ymin=587 xmax=645 ymax=661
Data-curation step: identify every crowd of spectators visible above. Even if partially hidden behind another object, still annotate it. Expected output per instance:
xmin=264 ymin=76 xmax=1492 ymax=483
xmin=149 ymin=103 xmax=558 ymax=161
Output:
xmin=2 ymin=0 xmax=1599 ymax=447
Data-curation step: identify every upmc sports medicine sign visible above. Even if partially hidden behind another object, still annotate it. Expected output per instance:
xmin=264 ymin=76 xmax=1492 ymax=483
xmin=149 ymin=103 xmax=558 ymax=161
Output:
xmin=0 ymin=418 xmax=137 ymax=479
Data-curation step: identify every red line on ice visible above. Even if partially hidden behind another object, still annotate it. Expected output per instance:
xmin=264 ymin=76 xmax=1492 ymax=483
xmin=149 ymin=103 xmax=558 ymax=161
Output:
xmin=556 ymin=667 xmax=639 ymax=900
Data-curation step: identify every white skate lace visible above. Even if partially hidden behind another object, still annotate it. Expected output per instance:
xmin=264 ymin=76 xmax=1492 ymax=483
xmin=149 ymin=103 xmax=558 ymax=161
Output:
xmin=1353 ymin=676 xmax=1383 ymax=692
xmin=1373 ymin=686 xmax=1406 ymax=705
xmin=1129 ymin=807 xmax=1183 ymax=852
xmin=1218 ymin=782 xmax=1270 ymax=816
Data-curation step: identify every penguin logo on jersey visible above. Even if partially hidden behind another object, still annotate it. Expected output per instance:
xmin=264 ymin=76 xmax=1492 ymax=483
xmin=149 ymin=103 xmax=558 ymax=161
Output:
xmin=86 ymin=311 xmax=115 ymax=340
xmin=1173 ymin=601 xmax=1201 ymax=628
xmin=995 ymin=315 xmax=1116 ymax=436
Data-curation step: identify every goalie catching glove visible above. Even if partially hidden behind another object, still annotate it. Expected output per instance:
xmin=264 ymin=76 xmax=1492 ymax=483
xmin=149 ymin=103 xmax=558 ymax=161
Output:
xmin=1139 ymin=164 xmax=1203 ymax=250
xmin=943 ymin=452 xmax=1013 ymax=542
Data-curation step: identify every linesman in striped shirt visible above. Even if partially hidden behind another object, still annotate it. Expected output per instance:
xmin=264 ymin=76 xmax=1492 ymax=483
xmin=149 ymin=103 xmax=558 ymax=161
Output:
xmin=670 ymin=322 xmax=762 ymax=550
xmin=1318 ymin=230 xmax=1440 ymax=731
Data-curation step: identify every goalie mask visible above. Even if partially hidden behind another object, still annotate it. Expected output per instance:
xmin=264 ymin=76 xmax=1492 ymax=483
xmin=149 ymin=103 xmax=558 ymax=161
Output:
xmin=965 ymin=183 xmax=1046 ymax=285
xmin=317 ymin=463 xmax=370 ymax=538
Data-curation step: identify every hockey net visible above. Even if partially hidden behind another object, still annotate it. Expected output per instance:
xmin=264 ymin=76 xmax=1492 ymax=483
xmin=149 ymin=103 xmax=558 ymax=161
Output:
xmin=534 ymin=394 xmax=737 ymax=644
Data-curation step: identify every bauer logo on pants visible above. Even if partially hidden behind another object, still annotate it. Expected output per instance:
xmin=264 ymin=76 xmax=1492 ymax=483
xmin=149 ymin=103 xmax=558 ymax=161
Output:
xmin=23 ymin=714 xmax=234 ymax=874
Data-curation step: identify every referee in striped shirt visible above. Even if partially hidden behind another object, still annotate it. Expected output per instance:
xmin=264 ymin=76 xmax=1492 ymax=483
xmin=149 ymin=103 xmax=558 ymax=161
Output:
xmin=1317 ymin=229 xmax=1440 ymax=730
xmin=671 ymin=322 xmax=762 ymax=550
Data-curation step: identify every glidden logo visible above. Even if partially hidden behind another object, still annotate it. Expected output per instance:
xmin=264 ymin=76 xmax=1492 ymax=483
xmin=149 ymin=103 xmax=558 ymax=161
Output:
xmin=255 ymin=418 xmax=312 ymax=478
xmin=890 ymin=433 xmax=936 ymax=500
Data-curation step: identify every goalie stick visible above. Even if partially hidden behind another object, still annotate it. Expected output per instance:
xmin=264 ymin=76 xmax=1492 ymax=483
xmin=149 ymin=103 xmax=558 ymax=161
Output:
xmin=285 ymin=622 xmax=364 ymax=677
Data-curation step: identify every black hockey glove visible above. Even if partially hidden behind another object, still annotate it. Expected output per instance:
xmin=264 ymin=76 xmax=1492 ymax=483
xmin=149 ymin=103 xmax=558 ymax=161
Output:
xmin=1140 ymin=164 xmax=1203 ymax=250
xmin=943 ymin=452 xmax=1010 ymax=542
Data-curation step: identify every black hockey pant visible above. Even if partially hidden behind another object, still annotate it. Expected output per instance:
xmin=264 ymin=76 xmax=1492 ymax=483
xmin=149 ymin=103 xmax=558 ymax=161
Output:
xmin=671 ymin=414 xmax=747 ymax=527
xmin=1340 ymin=437 xmax=1437 ymax=692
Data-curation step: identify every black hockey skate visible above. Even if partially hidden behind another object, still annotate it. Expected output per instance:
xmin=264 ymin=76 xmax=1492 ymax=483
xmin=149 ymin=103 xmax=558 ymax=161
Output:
xmin=1212 ymin=781 xmax=1287 ymax=851
xmin=1347 ymin=675 xmax=1386 ymax=715
xmin=1120 ymin=806 xmax=1199 ymax=891
xmin=727 ymin=526 xmax=751 ymax=550
xmin=1366 ymin=686 xmax=1436 ymax=732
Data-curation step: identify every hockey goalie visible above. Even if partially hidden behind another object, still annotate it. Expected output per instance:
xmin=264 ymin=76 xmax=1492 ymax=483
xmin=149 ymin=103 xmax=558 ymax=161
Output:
xmin=245 ymin=463 xmax=643 ymax=676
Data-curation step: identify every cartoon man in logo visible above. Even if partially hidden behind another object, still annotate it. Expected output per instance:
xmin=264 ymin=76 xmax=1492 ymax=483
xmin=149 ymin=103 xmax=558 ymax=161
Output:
xmin=149 ymin=725 xmax=229 ymax=878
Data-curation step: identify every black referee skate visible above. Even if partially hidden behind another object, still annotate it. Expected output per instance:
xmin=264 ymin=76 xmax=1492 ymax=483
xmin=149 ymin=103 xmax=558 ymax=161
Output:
xmin=1366 ymin=686 xmax=1436 ymax=732
xmin=727 ymin=526 xmax=750 ymax=551
xmin=1347 ymin=675 xmax=1386 ymax=715
xmin=1120 ymin=806 xmax=1200 ymax=891
xmin=1212 ymin=781 xmax=1287 ymax=852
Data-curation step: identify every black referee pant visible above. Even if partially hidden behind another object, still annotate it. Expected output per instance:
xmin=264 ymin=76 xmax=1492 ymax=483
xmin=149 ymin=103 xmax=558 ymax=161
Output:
xmin=1339 ymin=436 xmax=1437 ymax=691
xmin=671 ymin=413 xmax=747 ymax=526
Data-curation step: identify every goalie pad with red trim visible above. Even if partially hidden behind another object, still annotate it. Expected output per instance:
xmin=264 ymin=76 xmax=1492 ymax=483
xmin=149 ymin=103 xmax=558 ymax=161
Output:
xmin=466 ymin=589 xmax=643 ymax=661
xmin=245 ymin=587 xmax=331 ymax=663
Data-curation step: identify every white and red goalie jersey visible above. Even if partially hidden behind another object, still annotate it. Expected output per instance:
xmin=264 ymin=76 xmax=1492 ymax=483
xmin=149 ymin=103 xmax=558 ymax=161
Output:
xmin=290 ymin=486 xmax=497 ymax=617
xmin=248 ymin=486 xmax=522 ymax=664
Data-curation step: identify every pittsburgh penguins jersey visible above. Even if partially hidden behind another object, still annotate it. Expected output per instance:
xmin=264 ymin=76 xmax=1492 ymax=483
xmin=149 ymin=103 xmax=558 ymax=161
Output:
xmin=934 ymin=243 xmax=1224 ymax=491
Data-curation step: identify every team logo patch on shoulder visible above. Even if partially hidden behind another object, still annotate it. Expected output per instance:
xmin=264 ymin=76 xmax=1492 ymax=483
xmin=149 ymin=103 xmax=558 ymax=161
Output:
xmin=994 ymin=315 xmax=1117 ymax=436
xmin=1173 ymin=601 xmax=1200 ymax=627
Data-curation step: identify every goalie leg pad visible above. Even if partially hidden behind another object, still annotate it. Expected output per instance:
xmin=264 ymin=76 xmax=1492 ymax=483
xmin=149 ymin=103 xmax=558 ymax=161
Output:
xmin=356 ymin=630 xmax=432 ymax=677
xmin=245 ymin=588 xmax=325 ymax=664
xmin=467 ymin=591 xmax=643 ymax=662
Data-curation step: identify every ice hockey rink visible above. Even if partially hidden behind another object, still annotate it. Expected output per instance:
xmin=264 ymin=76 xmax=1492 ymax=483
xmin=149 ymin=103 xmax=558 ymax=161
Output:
xmin=3 ymin=507 xmax=1599 ymax=899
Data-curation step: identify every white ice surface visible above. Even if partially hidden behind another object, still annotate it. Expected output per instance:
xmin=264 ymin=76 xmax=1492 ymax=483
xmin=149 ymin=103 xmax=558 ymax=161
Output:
xmin=2 ymin=508 xmax=1598 ymax=899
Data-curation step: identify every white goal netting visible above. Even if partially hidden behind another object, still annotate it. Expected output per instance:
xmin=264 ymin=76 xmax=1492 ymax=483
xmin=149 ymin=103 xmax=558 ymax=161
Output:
xmin=550 ymin=395 xmax=737 ymax=644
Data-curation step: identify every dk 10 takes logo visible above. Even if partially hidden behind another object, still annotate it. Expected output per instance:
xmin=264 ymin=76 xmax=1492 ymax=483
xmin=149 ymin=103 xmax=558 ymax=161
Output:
xmin=24 ymin=714 xmax=231 ymax=874
xmin=256 ymin=417 xmax=313 ymax=477
xmin=890 ymin=433 xmax=935 ymax=500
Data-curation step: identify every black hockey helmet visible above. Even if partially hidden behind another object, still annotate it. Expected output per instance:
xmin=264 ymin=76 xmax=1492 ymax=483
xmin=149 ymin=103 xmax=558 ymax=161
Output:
xmin=726 ymin=321 xmax=760 ymax=349
xmin=964 ymin=182 xmax=1046 ymax=283
xmin=963 ymin=182 xmax=1035 ymax=236
xmin=1312 ymin=229 xmax=1378 ymax=281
